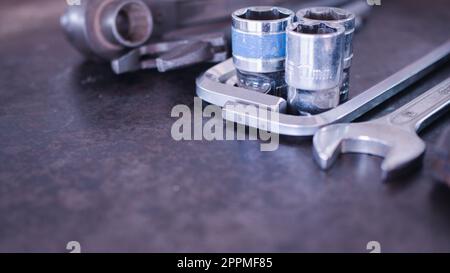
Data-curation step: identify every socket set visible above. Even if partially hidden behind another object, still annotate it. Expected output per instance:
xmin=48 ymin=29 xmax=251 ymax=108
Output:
xmin=197 ymin=5 xmax=360 ymax=117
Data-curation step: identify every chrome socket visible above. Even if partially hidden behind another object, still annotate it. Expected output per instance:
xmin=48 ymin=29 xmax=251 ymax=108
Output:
xmin=231 ymin=6 xmax=295 ymax=96
xmin=296 ymin=7 xmax=356 ymax=102
xmin=286 ymin=21 xmax=345 ymax=115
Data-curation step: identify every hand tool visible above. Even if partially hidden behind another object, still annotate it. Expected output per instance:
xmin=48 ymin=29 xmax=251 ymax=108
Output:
xmin=231 ymin=6 xmax=295 ymax=96
xmin=286 ymin=20 xmax=345 ymax=115
xmin=429 ymin=126 xmax=450 ymax=185
xmin=111 ymin=32 xmax=227 ymax=73
xmin=198 ymin=40 xmax=450 ymax=136
xmin=313 ymin=77 xmax=450 ymax=179
xmin=297 ymin=7 xmax=356 ymax=102
xmin=60 ymin=0 xmax=153 ymax=60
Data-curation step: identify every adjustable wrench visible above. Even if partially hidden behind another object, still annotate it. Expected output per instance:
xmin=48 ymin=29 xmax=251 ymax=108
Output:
xmin=196 ymin=40 xmax=450 ymax=136
xmin=313 ymin=77 xmax=450 ymax=179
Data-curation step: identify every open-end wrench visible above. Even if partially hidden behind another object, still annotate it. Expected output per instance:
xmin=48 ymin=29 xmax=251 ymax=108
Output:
xmin=313 ymin=77 xmax=450 ymax=179
xmin=196 ymin=40 xmax=450 ymax=136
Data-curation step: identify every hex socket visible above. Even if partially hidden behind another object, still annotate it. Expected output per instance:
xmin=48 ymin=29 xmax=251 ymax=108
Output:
xmin=231 ymin=6 xmax=295 ymax=74
xmin=286 ymin=21 xmax=345 ymax=91
xmin=296 ymin=7 xmax=355 ymax=102
xmin=296 ymin=7 xmax=355 ymax=68
xmin=285 ymin=21 xmax=345 ymax=115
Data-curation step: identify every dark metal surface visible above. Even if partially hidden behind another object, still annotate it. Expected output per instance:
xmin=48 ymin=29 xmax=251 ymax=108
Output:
xmin=0 ymin=0 xmax=449 ymax=252
xmin=429 ymin=127 xmax=450 ymax=186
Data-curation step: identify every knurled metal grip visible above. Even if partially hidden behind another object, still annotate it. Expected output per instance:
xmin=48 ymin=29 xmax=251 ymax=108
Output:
xmin=231 ymin=6 xmax=295 ymax=95
xmin=296 ymin=7 xmax=356 ymax=102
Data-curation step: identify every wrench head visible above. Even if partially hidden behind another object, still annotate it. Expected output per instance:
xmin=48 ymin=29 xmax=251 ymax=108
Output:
xmin=313 ymin=122 xmax=426 ymax=180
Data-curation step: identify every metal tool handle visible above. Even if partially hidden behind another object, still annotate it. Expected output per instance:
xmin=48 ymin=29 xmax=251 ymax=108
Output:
xmin=222 ymin=40 xmax=450 ymax=136
xmin=382 ymin=77 xmax=450 ymax=132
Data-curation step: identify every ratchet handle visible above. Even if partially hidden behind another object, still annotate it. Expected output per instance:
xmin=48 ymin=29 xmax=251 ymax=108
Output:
xmin=386 ymin=77 xmax=450 ymax=132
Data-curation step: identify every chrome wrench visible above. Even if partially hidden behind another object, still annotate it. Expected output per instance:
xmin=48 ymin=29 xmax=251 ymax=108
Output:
xmin=313 ymin=77 xmax=450 ymax=179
